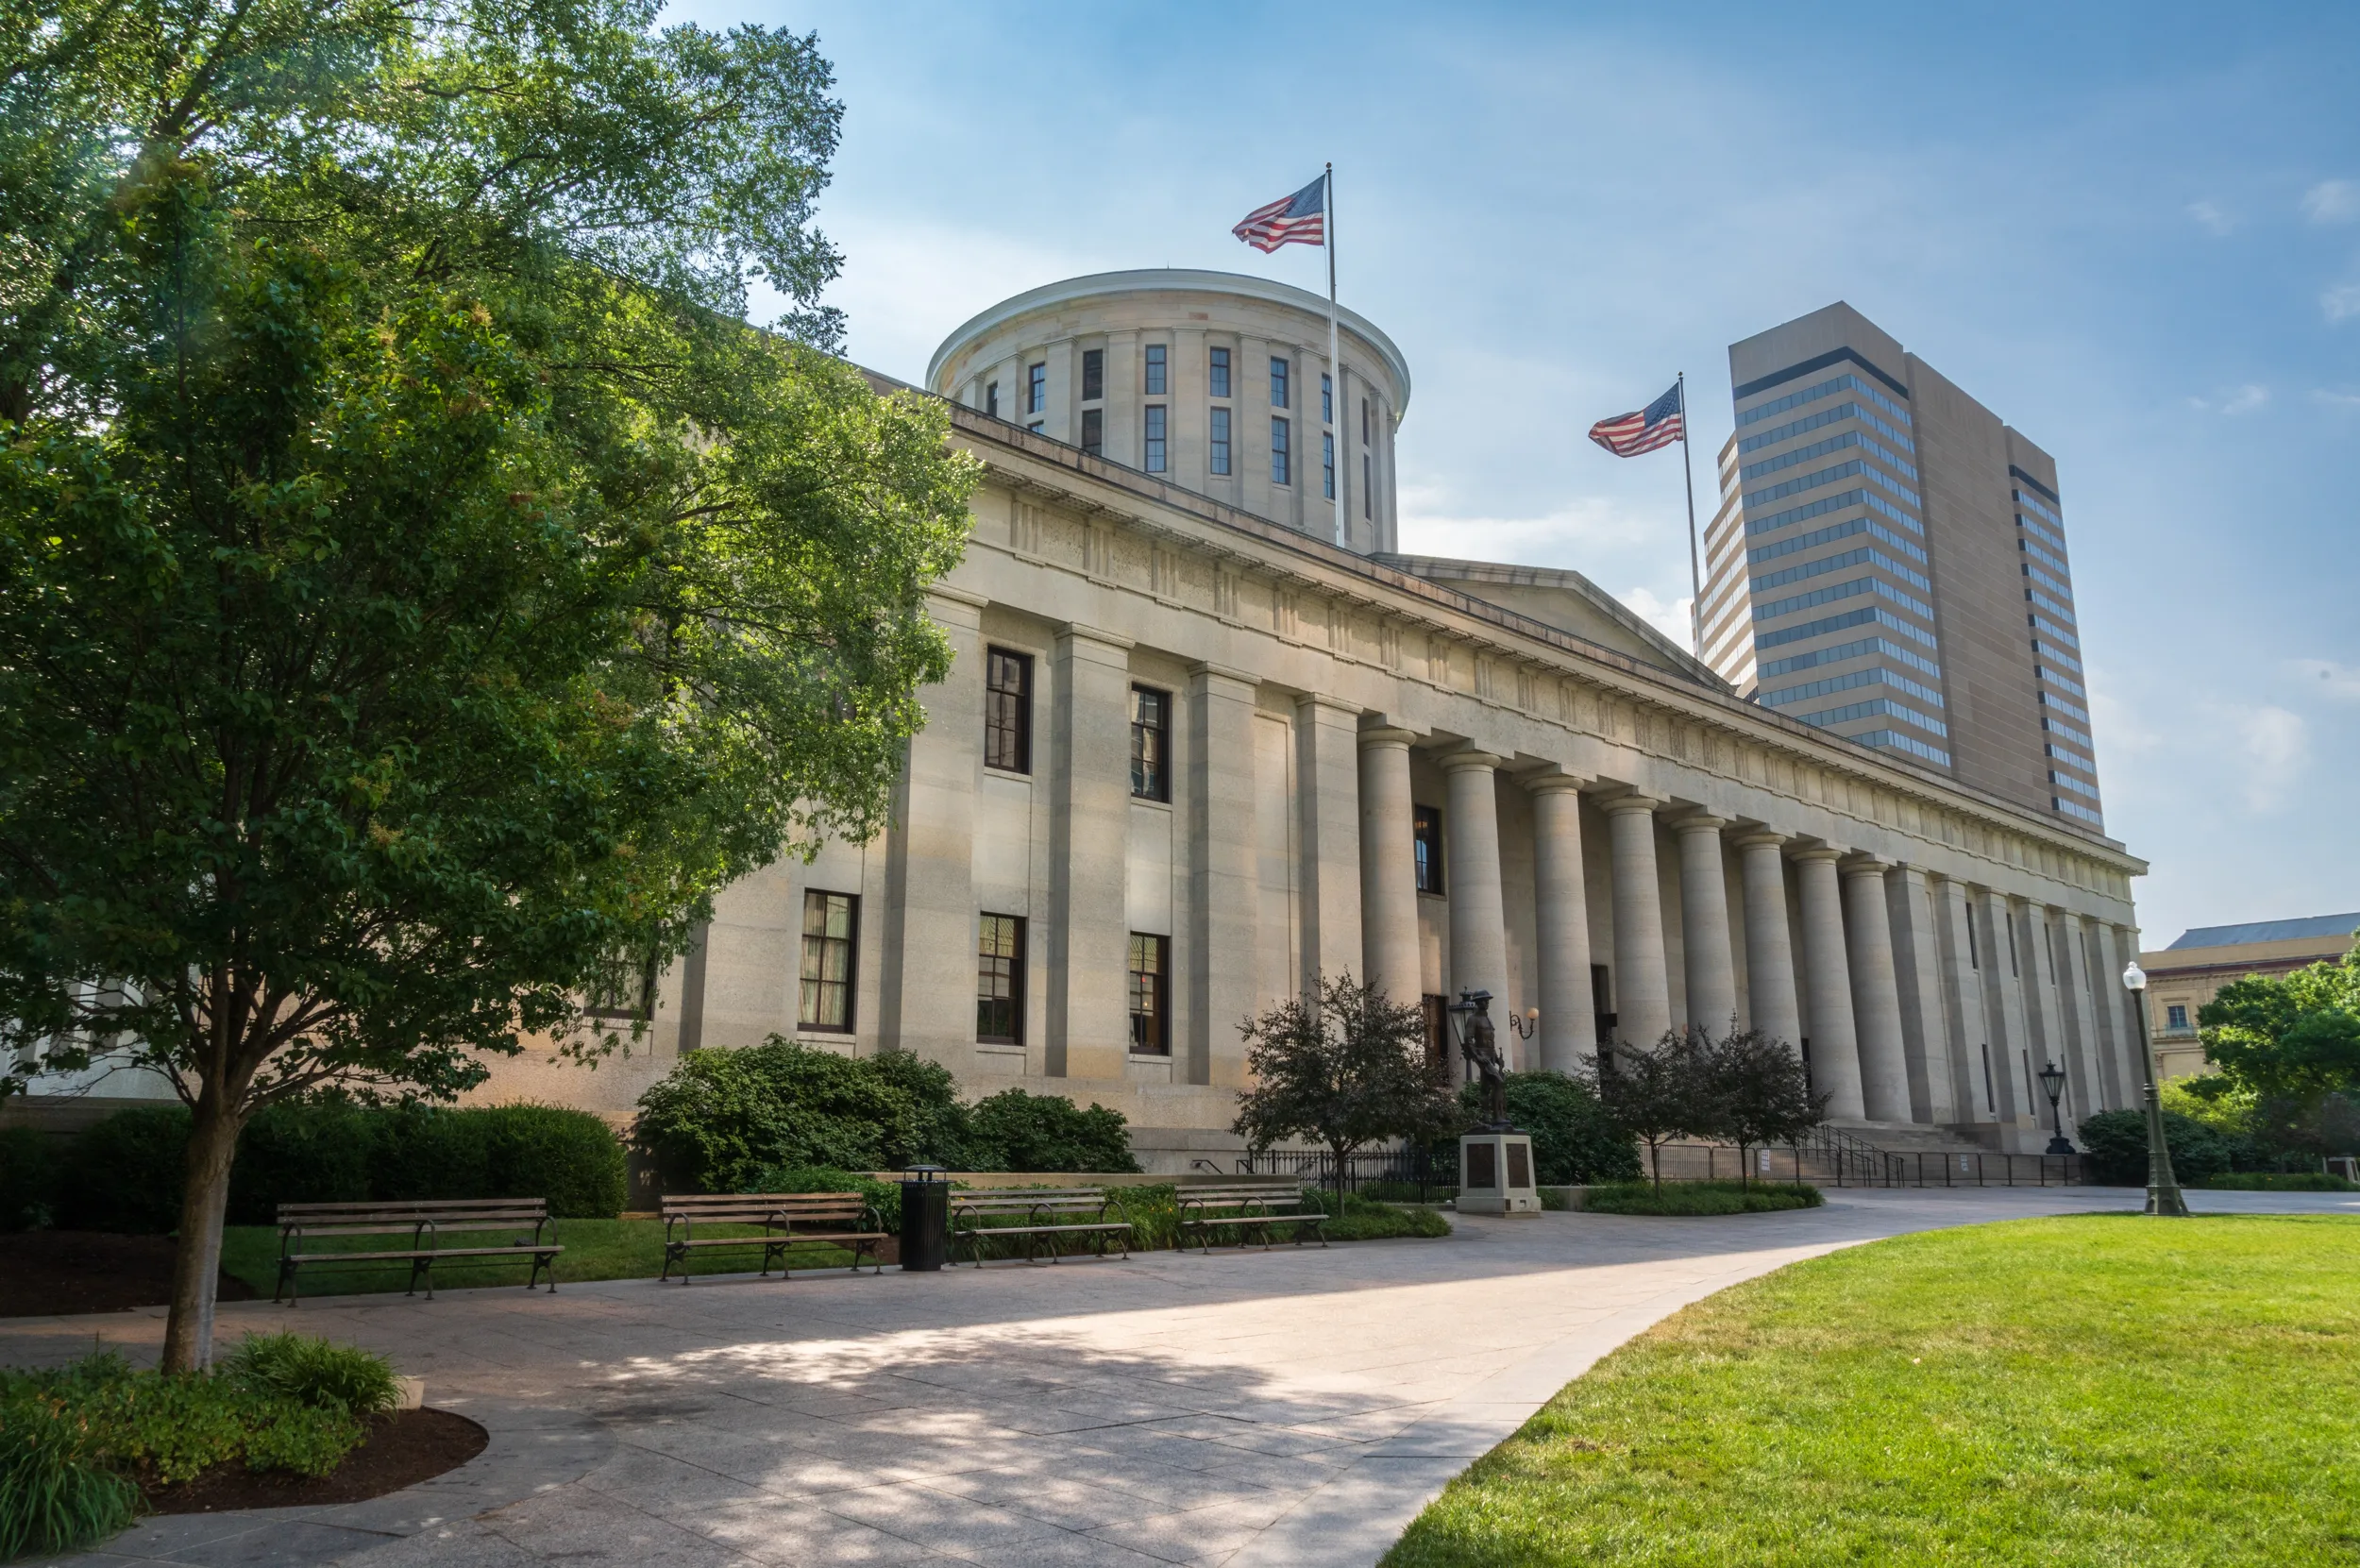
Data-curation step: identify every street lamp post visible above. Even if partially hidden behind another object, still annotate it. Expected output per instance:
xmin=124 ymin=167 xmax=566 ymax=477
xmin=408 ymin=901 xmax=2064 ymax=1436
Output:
xmin=2121 ymin=960 xmax=2190 ymax=1217
xmin=2038 ymin=1059 xmax=2072 ymax=1156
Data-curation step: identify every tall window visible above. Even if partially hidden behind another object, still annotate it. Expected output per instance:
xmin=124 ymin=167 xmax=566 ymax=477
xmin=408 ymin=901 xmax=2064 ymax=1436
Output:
xmin=1413 ymin=805 xmax=1444 ymax=894
xmin=977 ymin=915 xmax=1024 ymax=1044
xmin=1130 ymin=685 xmax=1170 ymax=801
xmin=1209 ymin=407 xmax=1231 ymax=475
xmin=1144 ymin=344 xmax=1167 ymax=395
xmin=1966 ymin=917 xmax=1979 ymax=969
xmin=1322 ymin=372 xmax=1333 ymax=424
xmin=1209 ymin=346 xmax=1231 ymax=398
xmin=1270 ymin=356 xmax=1290 ymax=409
xmin=1362 ymin=453 xmax=1373 ymax=518
xmin=1027 ymin=362 xmax=1046 ymax=414
xmin=1128 ymin=934 xmax=1168 ymax=1054
xmin=798 ymin=891 xmax=857 ymax=1032
xmin=1080 ymin=408 xmax=1104 ymax=456
xmin=985 ymin=647 xmax=1031 ymax=772
xmin=1323 ymin=432 xmax=1336 ymax=500
xmin=1081 ymin=348 xmax=1104 ymax=402
xmin=1361 ymin=396 xmax=1371 ymax=444
xmin=985 ymin=381 xmax=999 ymax=419
xmin=1144 ymin=405 xmax=1167 ymax=473
xmin=1271 ymin=417 xmax=1290 ymax=485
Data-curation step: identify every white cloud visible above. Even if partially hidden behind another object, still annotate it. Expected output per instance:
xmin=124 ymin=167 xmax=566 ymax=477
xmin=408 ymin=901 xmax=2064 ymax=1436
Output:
xmin=2233 ymin=705 xmax=2309 ymax=812
xmin=2303 ymin=179 xmax=2360 ymax=224
xmin=2185 ymin=200 xmax=2236 ymax=235
xmin=1618 ymin=586 xmax=1696 ymax=649
xmin=2289 ymin=659 xmax=2360 ymax=701
xmin=2325 ymin=280 xmax=2360 ymax=324
xmin=2317 ymin=389 xmax=2360 ymax=410
xmin=2087 ymin=672 xmax=2157 ymax=759
xmin=2189 ymin=383 xmax=2269 ymax=414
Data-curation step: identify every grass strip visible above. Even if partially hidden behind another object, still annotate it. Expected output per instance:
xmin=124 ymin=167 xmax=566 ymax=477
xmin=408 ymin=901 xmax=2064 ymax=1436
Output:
xmin=1385 ymin=1214 xmax=2360 ymax=1567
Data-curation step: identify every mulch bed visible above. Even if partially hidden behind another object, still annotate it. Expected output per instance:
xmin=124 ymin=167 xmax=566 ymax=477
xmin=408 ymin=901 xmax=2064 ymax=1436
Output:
xmin=145 ymin=1408 xmax=488 ymax=1514
xmin=0 ymin=1231 xmax=257 ymax=1317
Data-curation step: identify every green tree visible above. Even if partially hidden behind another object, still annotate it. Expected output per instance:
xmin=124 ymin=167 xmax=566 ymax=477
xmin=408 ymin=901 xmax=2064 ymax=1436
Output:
xmin=1592 ymin=1028 xmax=1718 ymax=1188
xmin=1706 ymin=1027 xmax=1829 ymax=1187
xmin=2200 ymin=950 xmax=2360 ymax=1103
xmin=1232 ymin=974 xmax=1461 ymax=1187
xmin=0 ymin=1 xmax=977 ymax=1370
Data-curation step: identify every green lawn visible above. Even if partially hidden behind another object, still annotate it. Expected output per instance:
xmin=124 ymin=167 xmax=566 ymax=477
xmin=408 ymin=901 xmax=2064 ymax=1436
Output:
xmin=1385 ymin=1215 xmax=2360 ymax=1567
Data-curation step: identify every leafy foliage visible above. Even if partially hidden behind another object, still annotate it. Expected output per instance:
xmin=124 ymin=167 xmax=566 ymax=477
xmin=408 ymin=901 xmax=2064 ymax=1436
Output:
xmin=0 ymin=0 xmax=976 ymax=1368
xmin=1705 ymin=1027 xmax=1829 ymax=1172
xmin=59 ymin=1109 xmax=193 ymax=1233
xmin=1233 ymin=974 xmax=1463 ymax=1175
xmin=219 ymin=1332 xmax=398 ymax=1418
xmin=743 ymin=1164 xmax=902 ymax=1232
xmin=1591 ymin=1029 xmax=1717 ymax=1185
xmin=0 ymin=1126 xmax=56 ymax=1232
xmin=1460 ymin=1072 xmax=1640 ymax=1184
xmin=2200 ymin=949 xmax=2360 ymax=1102
xmin=2203 ymin=1172 xmax=2357 ymax=1191
xmin=1581 ymin=1179 xmax=1824 ymax=1216
xmin=2077 ymin=1107 xmax=2237 ymax=1187
xmin=966 ymin=1089 xmax=1140 ymax=1174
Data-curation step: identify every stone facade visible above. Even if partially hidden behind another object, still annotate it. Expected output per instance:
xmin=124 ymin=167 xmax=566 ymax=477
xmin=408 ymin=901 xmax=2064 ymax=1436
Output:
xmin=465 ymin=273 xmax=2149 ymax=1158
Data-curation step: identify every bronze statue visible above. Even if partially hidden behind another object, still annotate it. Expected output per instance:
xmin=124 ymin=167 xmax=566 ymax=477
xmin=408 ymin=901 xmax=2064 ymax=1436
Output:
xmin=1458 ymin=989 xmax=1509 ymax=1128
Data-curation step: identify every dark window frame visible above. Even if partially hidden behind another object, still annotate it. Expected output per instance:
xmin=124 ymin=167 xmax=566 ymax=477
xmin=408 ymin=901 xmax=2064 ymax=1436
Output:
xmin=1130 ymin=685 xmax=1171 ymax=802
xmin=1144 ymin=344 xmax=1168 ymax=396
xmin=1362 ymin=452 xmax=1373 ymax=518
xmin=1209 ymin=407 xmax=1231 ymax=476
xmin=1270 ymin=356 xmax=1290 ymax=409
xmin=1128 ymin=933 xmax=1170 ymax=1055
xmin=985 ymin=647 xmax=1033 ymax=773
xmin=798 ymin=890 xmax=859 ymax=1034
xmin=1080 ymin=407 xmax=1104 ymax=456
xmin=1209 ymin=346 xmax=1231 ymax=399
xmin=1027 ymin=362 xmax=1047 ymax=415
xmin=1322 ymin=372 xmax=1333 ymax=424
xmin=1271 ymin=416 xmax=1290 ymax=485
xmin=985 ymin=380 xmax=1000 ymax=419
xmin=976 ymin=914 xmax=1025 ymax=1045
xmin=1413 ymin=804 xmax=1444 ymax=895
xmin=1081 ymin=348 xmax=1104 ymax=402
xmin=1323 ymin=431 xmax=1335 ymax=500
xmin=1144 ymin=405 xmax=1167 ymax=473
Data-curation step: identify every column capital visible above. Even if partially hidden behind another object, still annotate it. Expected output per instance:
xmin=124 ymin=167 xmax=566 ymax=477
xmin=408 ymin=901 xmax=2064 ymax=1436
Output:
xmin=1188 ymin=659 xmax=1258 ymax=690
xmin=1521 ymin=768 xmax=1589 ymax=797
xmin=1297 ymin=693 xmax=1363 ymax=719
xmin=1729 ymin=827 xmax=1788 ymax=851
xmin=1439 ymin=749 xmax=1505 ymax=775
xmin=1357 ymin=726 xmax=1418 ymax=751
xmin=1839 ymin=853 xmax=1892 ymax=880
xmin=1788 ymin=842 xmax=1845 ymax=865
xmin=1598 ymin=790 xmax=1666 ymax=818
xmin=924 ymin=584 xmax=989 ymax=624
xmin=1056 ymin=621 xmax=1135 ymax=657
xmin=1673 ymin=811 xmax=1730 ymax=836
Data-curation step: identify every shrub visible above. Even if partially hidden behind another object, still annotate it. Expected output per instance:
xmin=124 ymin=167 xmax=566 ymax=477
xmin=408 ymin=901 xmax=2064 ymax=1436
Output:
xmin=1302 ymin=1188 xmax=1454 ymax=1240
xmin=0 ymin=1126 xmax=58 ymax=1232
xmin=0 ymin=1387 xmax=140 ymax=1560
xmin=1583 ymin=1179 xmax=1824 ymax=1216
xmin=220 ymin=1332 xmax=399 ymax=1417
xmin=745 ymin=1164 xmax=903 ymax=1232
xmin=2079 ymin=1107 xmax=2235 ymax=1187
xmin=1464 ymin=1073 xmax=1641 ymax=1185
xmin=228 ymin=1099 xmax=377 ymax=1223
xmin=634 ymin=1039 xmax=932 ymax=1190
xmin=966 ymin=1089 xmax=1139 ymax=1172
xmin=2202 ymin=1171 xmax=2358 ymax=1191
xmin=59 ymin=1107 xmax=190 ymax=1233
xmin=365 ymin=1102 xmax=496 ymax=1206
xmin=478 ymin=1104 xmax=627 ymax=1218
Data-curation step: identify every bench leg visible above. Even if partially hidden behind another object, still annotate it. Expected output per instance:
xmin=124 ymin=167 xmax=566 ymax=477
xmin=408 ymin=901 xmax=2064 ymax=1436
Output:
xmin=531 ymin=1250 xmax=558 ymax=1292
xmin=276 ymin=1260 xmax=297 ymax=1307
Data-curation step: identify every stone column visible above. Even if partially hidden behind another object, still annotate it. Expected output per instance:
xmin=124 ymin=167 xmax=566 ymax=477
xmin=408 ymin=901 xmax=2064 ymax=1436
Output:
xmin=1441 ymin=753 xmax=1511 ymax=1047
xmin=2080 ymin=915 xmax=2127 ymax=1109
xmin=1793 ymin=846 xmax=1864 ymax=1120
xmin=1356 ymin=728 xmax=1422 ymax=1010
xmin=2098 ymin=923 xmax=2147 ymax=1107
xmin=1734 ymin=831 xmax=1802 ymax=1049
xmin=1526 ymin=773 xmax=1596 ymax=1072
xmin=1935 ymin=878 xmax=1996 ymax=1122
xmin=1674 ymin=814 xmax=1738 ymax=1037
xmin=1188 ymin=664 xmax=1260 ymax=1088
xmin=1979 ymin=891 xmax=2032 ymax=1126
xmin=1887 ymin=865 xmax=1957 ymax=1124
xmin=2017 ymin=904 xmax=2063 ymax=1128
xmin=1296 ymin=697 xmax=1364 ymax=996
xmin=1045 ymin=623 xmax=1134 ymax=1082
xmin=1602 ymin=794 xmax=1673 ymax=1050
xmin=1842 ymin=857 xmax=1913 ymax=1123
xmin=2049 ymin=908 xmax=2104 ymax=1121
xmin=877 ymin=586 xmax=985 ymax=1071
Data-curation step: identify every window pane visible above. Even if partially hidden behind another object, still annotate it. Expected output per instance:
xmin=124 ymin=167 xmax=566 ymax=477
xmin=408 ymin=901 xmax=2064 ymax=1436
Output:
xmin=1128 ymin=933 xmax=1167 ymax=1054
xmin=1144 ymin=405 xmax=1166 ymax=473
xmin=1271 ymin=417 xmax=1290 ymax=485
xmin=1144 ymin=344 xmax=1167 ymax=395
xmin=986 ymin=381 xmax=999 ymax=418
xmin=1270 ymin=357 xmax=1289 ymax=409
xmin=1081 ymin=348 xmax=1104 ymax=402
xmin=1323 ymin=431 xmax=1335 ymax=500
xmin=1130 ymin=686 xmax=1168 ymax=801
xmin=1209 ymin=347 xmax=1230 ymax=399
xmin=1081 ymin=407 xmax=1103 ymax=456
xmin=1209 ymin=407 xmax=1230 ymax=476
xmin=1413 ymin=805 xmax=1444 ymax=895
xmin=977 ymin=914 xmax=1023 ymax=1043
xmin=1028 ymin=362 xmax=1046 ymax=413
xmin=986 ymin=648 xmax=1031 ymax=772
xmin=799 ymin=890 xmax=856 ymax=1031
xmin=1322 ymin=372 xmax=1333 ymax=424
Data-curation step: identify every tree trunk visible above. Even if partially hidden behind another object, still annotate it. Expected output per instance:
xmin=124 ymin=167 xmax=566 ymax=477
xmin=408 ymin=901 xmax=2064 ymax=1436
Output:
xmin=160 ymin=1083 xmax=244 ymax=1374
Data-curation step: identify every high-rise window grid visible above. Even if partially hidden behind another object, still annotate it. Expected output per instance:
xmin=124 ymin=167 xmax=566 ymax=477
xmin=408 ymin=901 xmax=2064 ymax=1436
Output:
xmin=976 ymin=915 xmax=1024 ymax=1045
xmin=1130 ymin=685 xmax=1170 ymax=801
xmin=1208 ymin=347 xmax=1230 ymax=399
xmin=1128 ymin=935 xmax=1168 ymax=1054
xmin=798 ymin=890 xmax=857 ymax=1033
xmin=985 ymin=648 xmax=1031 ymax=772
xmin=1270 ymin=417 xmax=1290 ymax=485
xmin=1143 ymin=344 xmax=1167 ymax=395
xmin=1209 ymin=408 xmax=1231 ymax=476
xmin=1144 ymin=405 xmax=1166 ymax=473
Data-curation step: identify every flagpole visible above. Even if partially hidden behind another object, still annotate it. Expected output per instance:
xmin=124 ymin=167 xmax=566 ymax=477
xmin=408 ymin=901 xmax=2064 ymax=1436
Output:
xmin=1325 ymin=161 xmax=1344 ymax=548
xmin=1677 ymin=371 xmax=1702 ymax=659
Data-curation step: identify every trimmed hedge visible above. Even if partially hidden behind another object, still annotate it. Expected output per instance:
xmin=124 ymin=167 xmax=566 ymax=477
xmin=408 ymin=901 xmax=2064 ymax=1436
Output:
xmin=1583 ymin=1179 xmax=1825 ymax=1216
xmin=0 ymin=1125 xmax=58 ymax=1232
xmin=37 ymin=1101 xmax=626 ymax=1234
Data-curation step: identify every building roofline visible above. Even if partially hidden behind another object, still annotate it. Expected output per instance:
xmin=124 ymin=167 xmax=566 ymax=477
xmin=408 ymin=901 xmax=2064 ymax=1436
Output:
xmin=925 ymin=269 xmax=1412 ymax=413
xmin=1375 ymin=552 xmax=1726 ymax=690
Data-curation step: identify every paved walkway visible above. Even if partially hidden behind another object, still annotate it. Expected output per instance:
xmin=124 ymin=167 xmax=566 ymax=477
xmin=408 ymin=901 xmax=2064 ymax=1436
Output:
xmin=9 ymin=1185 xmax=2354 ymax=1567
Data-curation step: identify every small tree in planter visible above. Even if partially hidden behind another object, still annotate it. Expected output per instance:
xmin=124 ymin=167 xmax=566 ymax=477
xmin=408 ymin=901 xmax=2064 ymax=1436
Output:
xmin=1590 ymin=1028 xmax=1719 ymax=1188
xmin=1706 ymin=1028 xmax=1829 ymax=1188
xmin=1232 ymin=974 xmax=1460 ymax=1191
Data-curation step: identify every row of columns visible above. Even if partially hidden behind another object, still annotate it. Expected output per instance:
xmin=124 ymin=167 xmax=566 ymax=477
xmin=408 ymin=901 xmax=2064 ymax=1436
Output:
xmin=1352 ymin=730 xmax=2139 ymax=1130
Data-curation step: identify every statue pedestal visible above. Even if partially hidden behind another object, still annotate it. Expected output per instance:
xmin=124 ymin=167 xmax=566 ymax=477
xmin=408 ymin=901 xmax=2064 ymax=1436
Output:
xmin=1458 ymin=1130 xmax=1541 ymax=1215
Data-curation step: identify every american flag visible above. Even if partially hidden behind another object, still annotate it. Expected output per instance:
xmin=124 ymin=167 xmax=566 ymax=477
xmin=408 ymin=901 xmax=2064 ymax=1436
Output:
xmin=1588 ymin=381 xmax=1685 ymax=457
xmin=1232 ymin=176 xmax=1326 ymax=252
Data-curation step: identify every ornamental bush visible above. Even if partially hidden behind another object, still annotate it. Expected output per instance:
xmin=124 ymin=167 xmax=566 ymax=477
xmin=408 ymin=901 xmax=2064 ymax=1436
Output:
xmin=1461 ymin=1072 xmax=1641 ymax=1185
xmin=59 ymin=1108 xmax=190 ymax=1233
xmin=2077 ymin=1107 xmax=2236 ymax=1187
xmin=1582 ymin=1179 xmax=1824 ymax=1216
xmin=965 ymin=1088 xmax=1140 ymax=1173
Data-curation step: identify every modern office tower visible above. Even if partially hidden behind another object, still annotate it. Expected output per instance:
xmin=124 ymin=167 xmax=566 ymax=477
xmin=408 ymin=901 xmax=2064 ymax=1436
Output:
xmin=1701 ymin=303 xmax=2104 ymax=834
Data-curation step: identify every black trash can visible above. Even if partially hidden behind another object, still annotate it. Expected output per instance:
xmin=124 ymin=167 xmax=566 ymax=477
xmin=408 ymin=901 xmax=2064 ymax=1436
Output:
xmin=899 ymin=1165 xmax=949 ymax=1272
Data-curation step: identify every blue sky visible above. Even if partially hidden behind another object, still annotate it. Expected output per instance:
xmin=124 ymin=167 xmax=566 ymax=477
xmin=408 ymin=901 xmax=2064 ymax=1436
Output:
xmin=676 ymin=1 xmax=2359 ymax=948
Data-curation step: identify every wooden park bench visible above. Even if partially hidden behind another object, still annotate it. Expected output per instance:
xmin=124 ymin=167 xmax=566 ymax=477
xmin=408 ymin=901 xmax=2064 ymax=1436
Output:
xmin=1175 ymin=1185 xmax=1329 ymax=1254
xmin=275 ymin=1199 xmax=560 ymax=1305
xmin=658 ymin=1193 xmax=886 ymax=1284
xmin=950 ymin=1187 xmax=1131 ymax=1267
